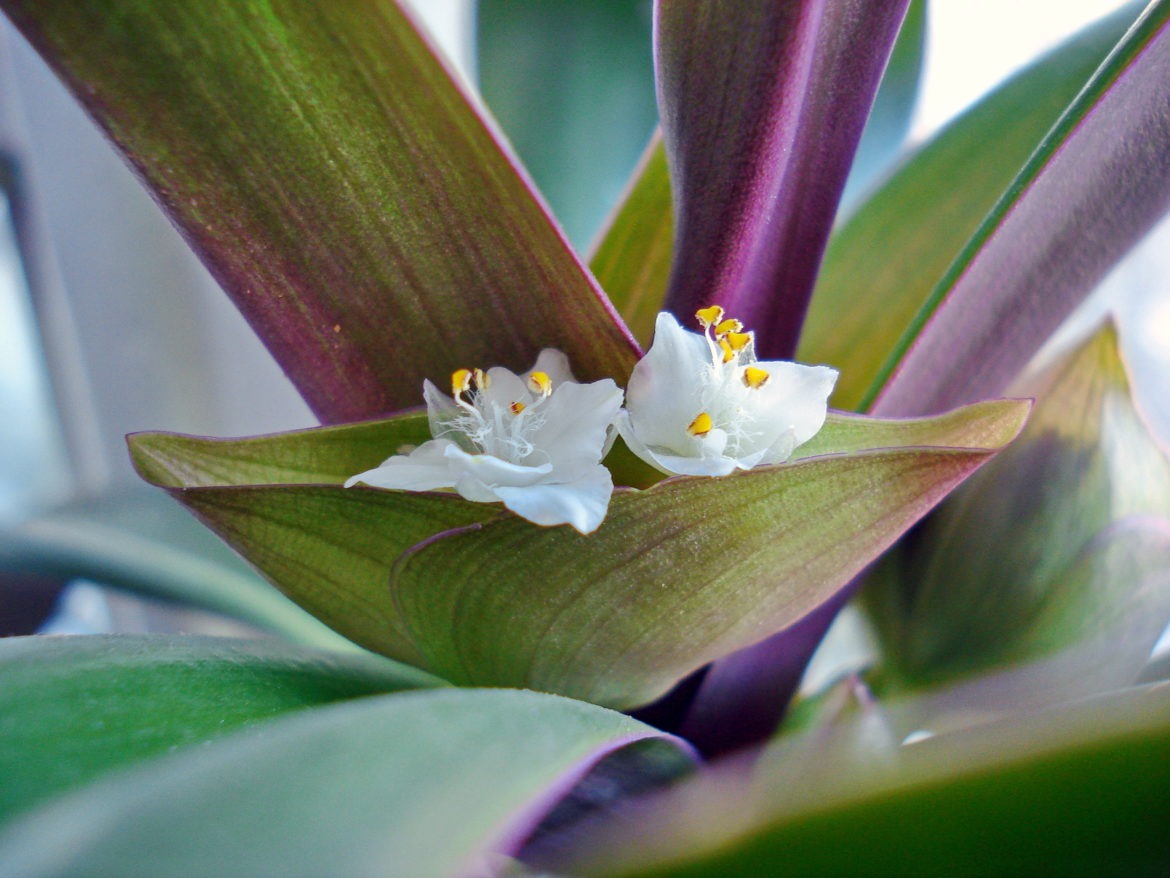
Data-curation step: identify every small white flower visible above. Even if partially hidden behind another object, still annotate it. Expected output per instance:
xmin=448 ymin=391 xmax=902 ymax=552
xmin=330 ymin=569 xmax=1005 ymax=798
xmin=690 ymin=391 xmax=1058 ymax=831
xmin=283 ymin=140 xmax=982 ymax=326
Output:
xmin=345 ymin=350 xmax=623 ymax=534
xmin=617 ymin=309 xmax=838 ymax=477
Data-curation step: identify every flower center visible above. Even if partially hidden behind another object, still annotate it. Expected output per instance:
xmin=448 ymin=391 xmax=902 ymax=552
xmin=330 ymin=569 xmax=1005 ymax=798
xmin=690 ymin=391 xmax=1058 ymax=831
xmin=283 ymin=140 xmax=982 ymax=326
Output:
xmin=446 ymin=366 xmax=553 ymax=464
xmin=687 ymin=306 xmax=774 ymax=451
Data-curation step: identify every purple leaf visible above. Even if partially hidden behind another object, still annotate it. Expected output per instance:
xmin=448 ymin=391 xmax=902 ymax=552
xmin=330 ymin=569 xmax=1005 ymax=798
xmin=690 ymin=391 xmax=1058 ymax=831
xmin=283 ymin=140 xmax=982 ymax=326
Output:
xmin=871 ymin=2 xmax=1170 ymax=416
xmin=0 ymin=0 xmax=640 ymax=423
xmin=655 ymin=0 xmax=910 ymax=357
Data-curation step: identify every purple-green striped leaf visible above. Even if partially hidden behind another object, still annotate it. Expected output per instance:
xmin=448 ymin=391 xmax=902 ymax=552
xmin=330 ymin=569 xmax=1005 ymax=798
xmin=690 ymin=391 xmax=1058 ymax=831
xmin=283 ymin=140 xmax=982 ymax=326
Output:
xmin=655 ymin=0 xmax=910 ymax=357
xmin=870 ymin=1 xmax=1170 ymax=415
xmin=0 ymin=0 xmax=639 ymax=422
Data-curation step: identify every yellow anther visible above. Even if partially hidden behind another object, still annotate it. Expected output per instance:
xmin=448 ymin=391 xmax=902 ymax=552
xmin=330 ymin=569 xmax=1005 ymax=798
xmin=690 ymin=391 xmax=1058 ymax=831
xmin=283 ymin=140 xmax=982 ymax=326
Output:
xmin=473 ymin=368 xmax=490 ymax=390
xmin=451 ymin=368 xmax=474 ymax=397
xmin=527 ymin=371 xmax=553 ymax=397
xmin=696 ymin=305 xmax=725 ymax=328
xmin=510 ymin=401 xmax=526 ymax=415
xmin=715 ymin=318 xmax=744 ymax=337
xmin=718 ymin=337 xmax=735 ymax=363
xmin=743 ymin=366 xmax=771 ymax=389
xmin=687 ymin=412 xmax=714 ymax=437
xmin=724 ymin=331 xmax=752 ymax=352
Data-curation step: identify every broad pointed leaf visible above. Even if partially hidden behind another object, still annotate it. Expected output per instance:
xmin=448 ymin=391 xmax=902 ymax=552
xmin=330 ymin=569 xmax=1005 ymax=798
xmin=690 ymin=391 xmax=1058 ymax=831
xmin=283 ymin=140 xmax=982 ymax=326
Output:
xmin=865 ymin=324 xmax=1170 ymax=697
xmin=0 ymin=689 xmax=693 ymax=878
xmin=655 ymin=0 xmax=910 ymax=357
xmin=799 ymin=1 xmax=1144 ymax=410
xmin=589 ymin=134 xmax=674 ymax=347
xmin=0 ymin=0 xmax=639 ymax=422
xmin=541 ymin=682 xmax=1170 ymax=877
xmin=871 ymin=1 xmax=1170 ymax=415
xmin=388 ymin=401 xmax=1028 ymax=709
xmin=130 ymin=411 xmax=497 ymax=664
xmin=0 ymin=635 xmax=441 ymax=821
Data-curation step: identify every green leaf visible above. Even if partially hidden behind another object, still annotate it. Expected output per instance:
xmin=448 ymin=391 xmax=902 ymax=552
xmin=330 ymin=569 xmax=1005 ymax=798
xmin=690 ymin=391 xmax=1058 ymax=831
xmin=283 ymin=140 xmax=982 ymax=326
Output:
xmin=799 ymin=2 xmax=1143 ymax=410
xmin=0 ymin=635 xmax=441 ymax=822
xmin=388 ymin=400 xmax=1029 ymax=708
xmin=589 ymin=135 xmax=673 ymax=348
xmin=477 ymin=0 xmax=658 ymax=250
xmin=130 ymin=401 xmax=1027 ymax=703
xmin=0 ymin=688 xmax=692 ymax=877
xmin=0 ymin=0 xmax=639 ymax=422
xmin=540 ymin=682 xmax=1170 ymax=877
xmin=0 ymin=488 xmax=351 ymax=649
xmin=865 ymin=324 xmax=1170 ymax=697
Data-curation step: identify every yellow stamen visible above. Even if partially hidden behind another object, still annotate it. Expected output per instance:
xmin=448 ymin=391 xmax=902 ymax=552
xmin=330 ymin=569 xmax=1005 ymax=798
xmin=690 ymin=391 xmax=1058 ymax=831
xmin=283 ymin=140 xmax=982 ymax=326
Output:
xmin=527 ymin=371 xmax=552 ymax=397
xmin=473 ymin=368 xmax=490 ymax=390
xmin=715 ymin=318 xmax=743 ymax=337
xmin=743 ymin=366 xmax=771 ymax=389
xmin=451 ymin=368 xmax=474 ymax=397
xmin=510 ymin=401 xmax=526 ymax=415
xmin=718 ymin=337 xmax=735 ymax=363
xmin=696 ymin=305 xmax=725 ymax=328
xmin=724 ymin=331 xmax=752 ymax=352
xmin=687 ymin=412 xmax=714 ymax=437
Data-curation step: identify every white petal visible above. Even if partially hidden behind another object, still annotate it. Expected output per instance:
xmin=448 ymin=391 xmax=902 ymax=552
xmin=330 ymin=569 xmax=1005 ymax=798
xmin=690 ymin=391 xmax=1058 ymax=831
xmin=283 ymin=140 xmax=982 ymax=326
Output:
xmin=344 ymin=439 xmax=456 ymax=490
xmin=423 ymin=379 xmax=467 ymax=446
xmin=525 ymin=348 xmax=576 ymax=386
xmin=443 ymin=442 xmax=553 ymax=489
xmin=622 ymin=312 xmax=709 ymax=453
xmin=493 ymin=465 xmax=614 ymax=533
xmin=481 ymin=366 xmax=528 ymax=410
xmin=618 ymin=413 xmax=739 ymax=477
xmin=748 ymin=362 xmax=838 ymax=464
xmin=529 ymin=379 xmax=624 ymax=474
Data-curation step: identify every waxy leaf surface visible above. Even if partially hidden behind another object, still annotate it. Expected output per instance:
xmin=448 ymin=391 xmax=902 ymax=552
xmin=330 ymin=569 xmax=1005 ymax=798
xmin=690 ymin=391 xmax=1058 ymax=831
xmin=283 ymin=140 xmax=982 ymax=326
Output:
xmin=0 ymin=635 xmax=441 ymax=822
xmin=389 ymin=401 xmax=1029 ymax=708
xmin=865 ymin=325 xmax=1170 ymax=705
xmin=542 ymin=682 xmax=1170 ymax=877
xmin=0 ymin=0 xmax=638 ymax=422
xmin=656 ymin=0 xmax=910 ymax=357
xmin=0 ymin=688 xmax=692 ymax=878
xmin=800 ymin=1 xmax=1144 ymax=410
xmin=872 ymin=1 xmax=1170 ymax=415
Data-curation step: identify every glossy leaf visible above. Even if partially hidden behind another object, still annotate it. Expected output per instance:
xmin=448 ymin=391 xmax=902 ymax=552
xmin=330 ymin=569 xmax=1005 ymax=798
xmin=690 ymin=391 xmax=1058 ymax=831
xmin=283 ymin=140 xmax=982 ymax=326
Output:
xmin=477 ymin=0 xmax=658 ymax=250
xmin=872 ymin=1 xmax=1170 ymax=415
xmin=0 ymin=635 xmax=442 ymax=821
xmin=799 ymin=2 xmax=1144 ymax=411
xmin=388 ymin=401 xmax=1029 ymax=708
xmin=589 ymin=134 xmax=674 ymax=347
xmin=0 ymin=488 xmax=350 ymax=649
xmin=865 ymin=324 xmax=1170 ymax=696
xmin=540 ymin=682 xmax=1170 ymax=877
xmin=0 ymin=688 xmax=693 ymax=878
xmin=656 ymin=0 xmax=910 ymax=357
xmin=0 ymin=0 xmax=639 ymax=423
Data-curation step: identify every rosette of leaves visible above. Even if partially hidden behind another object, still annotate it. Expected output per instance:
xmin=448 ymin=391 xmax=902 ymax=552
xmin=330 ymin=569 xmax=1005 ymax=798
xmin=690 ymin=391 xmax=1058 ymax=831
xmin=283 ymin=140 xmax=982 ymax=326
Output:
xmin=1 ymin=1 xmax=1170 ymax=874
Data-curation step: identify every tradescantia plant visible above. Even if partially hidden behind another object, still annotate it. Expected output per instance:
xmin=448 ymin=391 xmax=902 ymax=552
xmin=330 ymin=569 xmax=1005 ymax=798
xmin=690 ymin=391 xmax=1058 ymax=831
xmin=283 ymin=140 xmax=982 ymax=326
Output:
xmin=2 ymin=0 xmax=1170 ymax=874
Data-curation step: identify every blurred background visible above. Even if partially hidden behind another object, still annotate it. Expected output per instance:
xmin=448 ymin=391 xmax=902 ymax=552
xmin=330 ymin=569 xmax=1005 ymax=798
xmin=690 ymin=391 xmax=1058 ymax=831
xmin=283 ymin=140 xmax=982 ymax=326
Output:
xmin=1 ymin=0 xmax=1164 ymax=637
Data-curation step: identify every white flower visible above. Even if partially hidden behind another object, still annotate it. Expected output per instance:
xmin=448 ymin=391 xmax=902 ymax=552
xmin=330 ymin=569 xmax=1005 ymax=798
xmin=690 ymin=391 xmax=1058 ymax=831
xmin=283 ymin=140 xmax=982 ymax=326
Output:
xmin=617 ymin=309 xmax=838 ymax=477
xmin=345 ymin=349 xmax=623 ymax=534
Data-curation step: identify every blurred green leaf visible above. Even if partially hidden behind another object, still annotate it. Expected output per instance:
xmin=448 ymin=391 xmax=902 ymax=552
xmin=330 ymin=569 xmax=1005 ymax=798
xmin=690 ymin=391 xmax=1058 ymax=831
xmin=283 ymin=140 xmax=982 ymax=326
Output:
xmin=800 ymin=2 xmax=1144 ymax=410
xmin=0 ymin=0 xmax=638 ymax=423
xmin=589 ymin=134 xmax=673 ymax=347
xmin=0 ymin=488 xmax=350 ymax=648
xmin=389 ymin=401 xmax=1028 ymax=708
xmin=0 ymin=635 xmax=442 ymax=822
xmin=839 ymin=0 xmax=926 ymax=207
xmin=542 ymin=682 xmax=1170 ymax=876
xmin=0 ymin=688 xmax=692 ymax=878
xmin=865 ymin=324 xmax=1170 ymax=699
xmin=477 ymin=0 xmax=657 ymax=250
